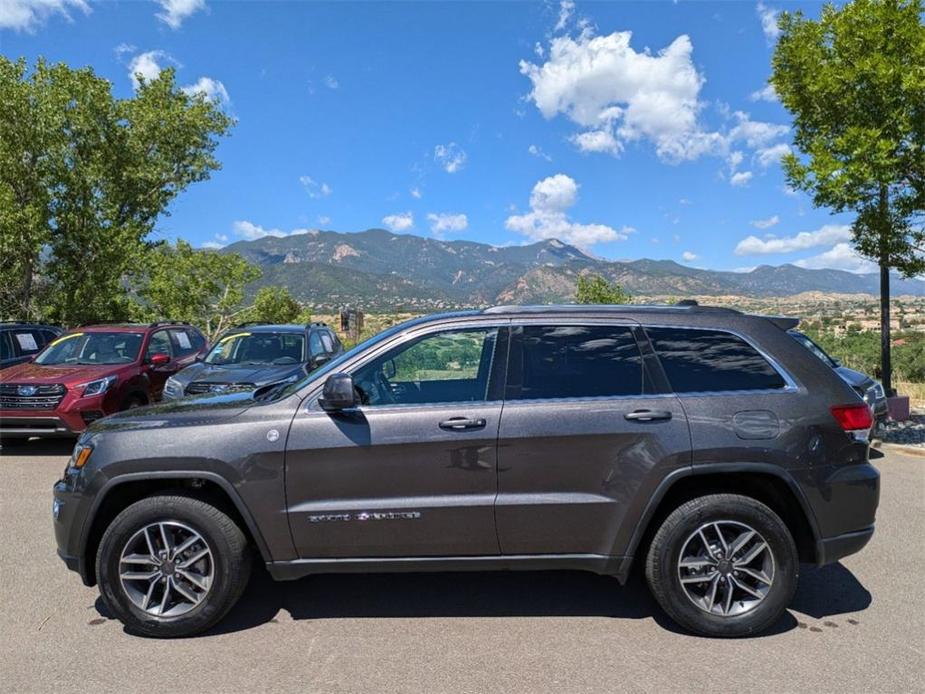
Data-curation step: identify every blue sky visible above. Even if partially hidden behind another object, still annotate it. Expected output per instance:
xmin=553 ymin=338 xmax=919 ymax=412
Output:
xmin=1 ymin=0 xmax=880 ymax=274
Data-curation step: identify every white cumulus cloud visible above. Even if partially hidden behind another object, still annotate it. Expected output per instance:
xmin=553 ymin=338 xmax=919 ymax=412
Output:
xmin=155 ymin=0 xmax=205 ymax=30
xmin=681 ymin=250 xmax=698 ymax=262
xmin=324 ymin=74 xmax=339 ymax=90
xmin=410 ymin=187 xmax=422 ymax=199
xmin=528 ymin=144 xmax=552 ymax=161
xmin=299 ymin=176 xmax=332 ymax=198
xmin=233 ymin=221 xmax=311 ymax=240
xmin=794 ymin=243 xmax=877 ymax=274
xmin=520 ymin=29 xmax=726 ymax=162
xmin=750 ymin=215 xmax=780 ymax=229
xmin=182 ymin=76 xmax=230 ymax=104
xmin=750 ymin=84 xmax=778 ymax=102
xmin=0 ymin=0 xmax=89 ymax=32
xmin=382 ymin=212 xmax=414 ymax=232
xmin=505 ymin=174 xmax=632 ymax=248
xmin=730 ymin=171 xmax=753 ymax=187
xmin=554 ymin=0 xmax=575 ymax=32
xmin=755 ymin=142 xmax=791 ymax=168
xmin=128 ymin=50 xmax=172 ymax=88
xmin=434 ymin=142 xmax=467 ymax=173
xmin=427 ymin=212 xmax=468 ymax=238
xmin=735 ymin=224 xmax=852 ymax=255
xmin=757 ymin=2 xmax=781 ymax=42
xmin=570 ymin=129 xmax=622 ymax=155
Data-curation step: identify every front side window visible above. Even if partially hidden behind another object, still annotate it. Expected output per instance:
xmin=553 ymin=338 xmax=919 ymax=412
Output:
xmin=0 ymin=333 xmax=12 ymax=361
xmin=145 ymin=330 xmax=173 ymax=360
xmin=170 ymin=329 xmax=202 ymax=357
xmin=35 ymin=332 xmax=144 ymax=365
xmin=352 ymin=327 xmax=499 ymax=406
xmin=507 ymin=325 xmax=643 ymax=400
xmin=646 ymin=327 xmax=786 ymax=393
xmin=205 ymin=332 xmax=305 ymax=366
xmin=309 ymin=331 xmax=325 ymax=358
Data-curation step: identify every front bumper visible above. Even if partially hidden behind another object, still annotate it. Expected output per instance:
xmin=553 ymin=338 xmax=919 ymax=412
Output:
xmin=1 ymin=391 xmax=116 ymax=437
xmin=53 ymin=477 xmax=96 ymax=585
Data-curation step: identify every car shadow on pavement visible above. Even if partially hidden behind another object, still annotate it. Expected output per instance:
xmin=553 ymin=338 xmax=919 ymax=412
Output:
xmin=96 ymin=560 xmax=870 ymax=640
xmin=0 ymin=438 xmax=74 ymax=457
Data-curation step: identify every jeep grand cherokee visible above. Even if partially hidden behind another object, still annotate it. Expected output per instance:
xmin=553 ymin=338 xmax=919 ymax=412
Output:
xmin=52 ymin=304 xmax=879 ymax=638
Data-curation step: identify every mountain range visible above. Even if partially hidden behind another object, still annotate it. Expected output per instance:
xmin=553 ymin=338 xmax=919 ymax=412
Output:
xmin=222 ymin=228 xmax=925 ymax=310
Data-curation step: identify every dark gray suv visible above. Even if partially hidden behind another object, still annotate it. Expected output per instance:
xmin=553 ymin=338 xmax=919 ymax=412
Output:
xmin=53 ymin=304 xmax=880 ymax=638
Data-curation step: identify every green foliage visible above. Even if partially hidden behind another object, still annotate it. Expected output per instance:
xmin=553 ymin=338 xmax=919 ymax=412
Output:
xmin=772 ymin=0 xmax=925 ymax=277
xmin=575 ymin=274 xmax=632 ymax=304
xmin=242 ymin=286 xmax=303 ymax=325
xmin=0 ymin=57 xmax=233 ymax=325
xmin=803 ymin=326 xmax=925 ymax=382
xmin=136 ymin=241 xmax=261 ymax=340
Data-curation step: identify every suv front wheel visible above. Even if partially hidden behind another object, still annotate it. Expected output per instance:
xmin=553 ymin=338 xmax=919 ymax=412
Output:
xmin=645 ymin=493 xmax=798 ymax=638
xmin=96 ymin=495 xmax=251 ymax=638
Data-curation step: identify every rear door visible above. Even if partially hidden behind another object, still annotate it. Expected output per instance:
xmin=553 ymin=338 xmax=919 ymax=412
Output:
xmin=495 ymin=320 xmax=691 ymax=556
xmin=285 ymin=322 xmax=508 ymax=558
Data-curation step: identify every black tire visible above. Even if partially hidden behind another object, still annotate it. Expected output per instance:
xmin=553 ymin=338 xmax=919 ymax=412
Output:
xmin=121 ymin=394 xmax=147 ymax=411
xmin=96 ymin=494 xmax=251 ymax=638
xmin=645 ymin=493 xmax=798 ymax=638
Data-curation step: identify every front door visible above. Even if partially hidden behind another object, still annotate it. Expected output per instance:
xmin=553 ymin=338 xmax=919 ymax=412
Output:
xmin=495 ymin=322 xmax=691 ymax=557
xmin=285 ymin=324 xmax=506 ymax=558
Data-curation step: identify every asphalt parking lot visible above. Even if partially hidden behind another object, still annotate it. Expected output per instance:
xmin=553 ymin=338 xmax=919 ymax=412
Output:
xmin=1 ymin=442 xmax=922 ymax=694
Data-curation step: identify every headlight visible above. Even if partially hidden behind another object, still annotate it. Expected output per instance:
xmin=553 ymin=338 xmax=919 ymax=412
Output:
xmin=68 ymin=442 xmax=93 ymax=470
xmin=81 ymin=375 xmax=117 ymax=396
xmin=164 ymin=376 xmax=183 ymax=397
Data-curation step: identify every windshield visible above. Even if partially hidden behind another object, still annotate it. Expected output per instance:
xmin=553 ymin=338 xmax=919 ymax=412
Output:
xmin=264 ymin=321 xmax=410 ymax=401
xmin=206 ymin=332 xmax=305 ymax=366
xmin=35 ymin=332 xmax=143 ymax=365
xmin=789 ymin=331 xmax=835 ymax=368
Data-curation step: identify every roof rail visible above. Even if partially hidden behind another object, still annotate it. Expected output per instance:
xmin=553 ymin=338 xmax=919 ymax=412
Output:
xmin=308 ymin=321 xmax=328 ymax=327
xmin=78 ymin=320 xmax=146 ymax=328
xmin=482 ymin=303 xmax=742 ymax=315
xmin=150 ymin=320 xmax=191 ymax=328
xmin=230 ymin=321 xmax=267 ymax=329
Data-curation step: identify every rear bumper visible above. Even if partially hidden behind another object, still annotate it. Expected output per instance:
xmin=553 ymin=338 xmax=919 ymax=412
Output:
xmin=53 ymin=478 xmax=95 ymax=586
xmin=816 ymin=526 xmax=875 ymax=566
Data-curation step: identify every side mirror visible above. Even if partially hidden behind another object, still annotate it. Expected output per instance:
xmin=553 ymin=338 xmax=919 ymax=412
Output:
xmin=318 ymin=372 xmax=356 ymax=412
xmin=149 ymin=353 xmax=170 ymax=367
xmin=312 ymin=353 xmax=332 ymax=369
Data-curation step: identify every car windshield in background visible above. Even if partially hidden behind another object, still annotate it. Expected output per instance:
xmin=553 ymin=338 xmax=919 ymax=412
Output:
xmin=789 ymin=332 xmax=836 ymax=368
xmin=34 ymin=332 xmax=143 ymax=366
xmin=206 ymin=332 xmax=305 ymax=366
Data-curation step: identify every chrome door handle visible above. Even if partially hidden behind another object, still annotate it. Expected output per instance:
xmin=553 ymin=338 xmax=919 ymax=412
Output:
xmin=624 ymin=410 xmax=673 ymax=422
xmin=439 ymin=417 xmax=487 ymax=431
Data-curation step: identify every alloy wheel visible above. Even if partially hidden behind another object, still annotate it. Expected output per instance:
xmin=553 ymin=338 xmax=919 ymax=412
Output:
xmin=119 ymin=521 xmax=214 ymax=618
xmin=677 ymin=520 xmax=775 ymax=617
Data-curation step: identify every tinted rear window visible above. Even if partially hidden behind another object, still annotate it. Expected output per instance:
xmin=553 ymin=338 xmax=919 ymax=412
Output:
xmin=646 ymin=327 xmax=786 ymax=393
xmin=508 ymin=325 xmax=643 ymax=400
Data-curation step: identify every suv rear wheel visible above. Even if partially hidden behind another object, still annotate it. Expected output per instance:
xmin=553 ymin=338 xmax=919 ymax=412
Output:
xmin=96 ymin=495 xmax=251 ymax=638
xmin=645 ymin=493 xmax=798 ymax=638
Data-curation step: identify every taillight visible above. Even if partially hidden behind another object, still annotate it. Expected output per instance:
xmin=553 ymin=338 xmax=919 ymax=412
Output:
xmin=830 ymin=404 xmax=873 ymax=432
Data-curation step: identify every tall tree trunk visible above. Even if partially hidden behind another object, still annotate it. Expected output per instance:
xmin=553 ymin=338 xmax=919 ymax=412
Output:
xmin=880 ymin=263 xmax=892 ymax=396
xmin=878 ymin=184 xmax=892 ymax=396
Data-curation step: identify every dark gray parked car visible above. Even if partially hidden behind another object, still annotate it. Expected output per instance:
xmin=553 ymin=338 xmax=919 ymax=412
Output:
xmin=0 ymin=321 xmax=62 ymax=370
xmin=788 ymin=330 xmax=888 ymax=422
xmin=162 ymin=322 xmax=342 ymax=400
xmin=53 ymin=304 xmax=879 ymax=638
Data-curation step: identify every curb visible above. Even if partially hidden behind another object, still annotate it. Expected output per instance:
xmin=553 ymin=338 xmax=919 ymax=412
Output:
xmin=871 ymin=441 xmax=925 ymax=458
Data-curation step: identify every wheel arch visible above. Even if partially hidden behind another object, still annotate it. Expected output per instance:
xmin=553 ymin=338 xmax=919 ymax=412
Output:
xmin=616 ymin=464 xmax=821 ymax=582
xmin=80 ymin=471 xmax=271 ymax=586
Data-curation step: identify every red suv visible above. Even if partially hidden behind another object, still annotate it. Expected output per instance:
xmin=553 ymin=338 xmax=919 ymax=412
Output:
xmin=0 ymin=322 xmax=207 ymax=443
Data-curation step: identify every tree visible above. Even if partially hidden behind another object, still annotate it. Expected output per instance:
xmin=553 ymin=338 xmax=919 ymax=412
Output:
xmin=244 ymin=286 xmax=303 ymax=324
xmin=771 ymin=0 xmax=925 ymax=394
xmin=575 ymin=274 xmax=632 ymax=304
xmin=0 ymin=58 xmax=233 ymax=324
xmin=136 ymin=241 xmax=261 ymax=339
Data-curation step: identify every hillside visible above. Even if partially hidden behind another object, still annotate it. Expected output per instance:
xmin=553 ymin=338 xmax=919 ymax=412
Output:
xmin=221 ymin=228 xmax=925 ymax=310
